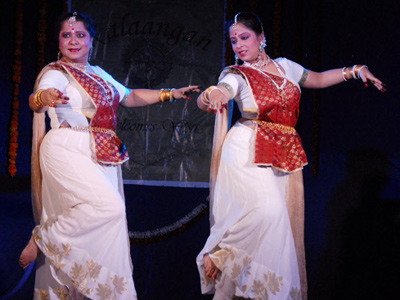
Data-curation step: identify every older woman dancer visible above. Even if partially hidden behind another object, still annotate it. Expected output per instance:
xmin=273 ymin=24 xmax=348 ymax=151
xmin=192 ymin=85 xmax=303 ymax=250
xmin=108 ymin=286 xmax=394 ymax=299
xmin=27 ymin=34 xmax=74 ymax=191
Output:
xmin=196 ymin=11 xmax=385 ymax=300
xmin=19 ymin=12 xmax=199 ymax=300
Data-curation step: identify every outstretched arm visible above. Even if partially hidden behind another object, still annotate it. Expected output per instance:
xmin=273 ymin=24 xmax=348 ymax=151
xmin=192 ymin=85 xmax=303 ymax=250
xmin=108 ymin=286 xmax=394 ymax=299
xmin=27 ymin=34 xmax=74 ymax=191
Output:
xmin=29 ymin=88 xmax=69 ymax=113
xmin=122 ymin=86 xmax=201 ymax=107
xmin=302 ymin=65 xmax=386 ymax=92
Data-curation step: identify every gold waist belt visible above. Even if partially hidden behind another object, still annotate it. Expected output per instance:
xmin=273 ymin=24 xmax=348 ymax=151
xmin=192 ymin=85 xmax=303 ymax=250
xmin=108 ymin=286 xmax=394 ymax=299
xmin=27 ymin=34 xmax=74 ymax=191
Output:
xmin=252 ymin=120 xmax=296 ymax=134
xmin=60 ymin=126 xmax=116 ymax=137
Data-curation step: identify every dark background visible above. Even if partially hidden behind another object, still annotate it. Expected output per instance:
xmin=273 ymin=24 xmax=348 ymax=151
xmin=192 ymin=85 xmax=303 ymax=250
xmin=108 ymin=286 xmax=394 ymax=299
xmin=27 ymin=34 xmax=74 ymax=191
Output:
xmin=1 ymin=0 xmax=399 ymax=299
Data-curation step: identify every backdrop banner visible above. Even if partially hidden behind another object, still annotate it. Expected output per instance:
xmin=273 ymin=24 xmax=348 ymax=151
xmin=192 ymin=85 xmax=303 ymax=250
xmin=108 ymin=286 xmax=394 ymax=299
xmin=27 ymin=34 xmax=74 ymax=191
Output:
xmin=72 ymin=0 xmax=224 ymax=186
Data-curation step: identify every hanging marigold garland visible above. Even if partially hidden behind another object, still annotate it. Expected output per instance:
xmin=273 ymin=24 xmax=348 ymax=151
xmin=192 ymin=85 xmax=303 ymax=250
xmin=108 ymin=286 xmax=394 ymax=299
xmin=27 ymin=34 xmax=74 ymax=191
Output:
xmin=8 ymin=0 xmax=24 ymax=176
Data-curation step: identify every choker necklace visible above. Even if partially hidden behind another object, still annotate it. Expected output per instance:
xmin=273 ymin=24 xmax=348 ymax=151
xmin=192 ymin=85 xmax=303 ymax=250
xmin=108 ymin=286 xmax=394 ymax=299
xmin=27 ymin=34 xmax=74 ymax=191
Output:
xmin=250 ymin=55 xmax=271 ymax=70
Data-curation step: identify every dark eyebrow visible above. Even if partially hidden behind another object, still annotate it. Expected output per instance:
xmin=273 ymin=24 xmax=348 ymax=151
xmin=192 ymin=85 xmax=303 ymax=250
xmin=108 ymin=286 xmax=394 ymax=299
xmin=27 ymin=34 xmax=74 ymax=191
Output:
xmin=230 ymin=32 xmax=249 ymax=39
xmin=61 ymin=30 xmax=87 ymax=35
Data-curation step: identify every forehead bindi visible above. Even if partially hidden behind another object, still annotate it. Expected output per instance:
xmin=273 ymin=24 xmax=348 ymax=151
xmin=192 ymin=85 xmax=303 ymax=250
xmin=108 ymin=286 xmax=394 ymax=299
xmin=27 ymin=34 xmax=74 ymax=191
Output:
xmin=61 ymin=21 xmax=87 ymax=33
xmin=230 ymin=30 xmax=252 ymax=40
xmin=229 ymin=24 xmax=252 ymax=38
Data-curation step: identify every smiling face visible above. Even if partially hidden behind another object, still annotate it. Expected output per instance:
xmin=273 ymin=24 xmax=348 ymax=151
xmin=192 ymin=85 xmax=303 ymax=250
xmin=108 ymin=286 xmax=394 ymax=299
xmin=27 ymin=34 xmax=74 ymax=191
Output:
xmin=229 ymin=23 xmax=263 ymax=64
xmin=59 ymin=20 xmax=93 ymax=64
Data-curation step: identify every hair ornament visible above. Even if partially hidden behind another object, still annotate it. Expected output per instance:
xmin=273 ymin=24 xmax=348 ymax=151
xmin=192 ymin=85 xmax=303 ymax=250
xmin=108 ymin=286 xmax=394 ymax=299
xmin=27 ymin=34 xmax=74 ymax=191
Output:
xmin=231 ymin=12 xmax=241 ymax=30
xmin=68 ymin=12 xmax=78 ymax=27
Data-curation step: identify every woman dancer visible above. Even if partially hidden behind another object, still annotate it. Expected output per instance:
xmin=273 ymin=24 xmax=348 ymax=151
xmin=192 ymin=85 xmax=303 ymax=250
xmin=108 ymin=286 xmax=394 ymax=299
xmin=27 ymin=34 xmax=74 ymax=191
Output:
xmin=19 ymin=12 xmax=199 ymax=299
xmin=196 ymin=11 xmax=385 ymax=300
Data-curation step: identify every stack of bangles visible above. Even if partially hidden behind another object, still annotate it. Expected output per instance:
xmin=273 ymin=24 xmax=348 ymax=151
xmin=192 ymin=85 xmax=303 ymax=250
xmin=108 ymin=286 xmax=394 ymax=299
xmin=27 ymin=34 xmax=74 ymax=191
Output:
xmin=159 ymin=88 xmax=176 ymax=102
xmin=342 ymin=64 xmax=368 ymax=81
xmin=33 ymin=89 xmax=46 ymax=108
xmin=200 ymin=85 xmax=224 ymax=106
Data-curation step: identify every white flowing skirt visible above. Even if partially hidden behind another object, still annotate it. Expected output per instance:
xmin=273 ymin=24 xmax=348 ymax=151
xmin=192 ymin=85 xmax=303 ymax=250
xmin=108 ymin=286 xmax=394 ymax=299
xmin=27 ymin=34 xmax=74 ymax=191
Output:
xmin=33 ymin=128 xmax=137 ymax=300
xmin=197 ymin=122 xmax=301 ymax=300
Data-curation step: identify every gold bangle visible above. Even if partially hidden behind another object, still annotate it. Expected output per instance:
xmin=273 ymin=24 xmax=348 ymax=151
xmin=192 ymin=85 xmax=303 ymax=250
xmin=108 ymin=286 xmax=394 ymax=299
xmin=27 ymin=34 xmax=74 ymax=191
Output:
xmin=169 ymin=88 xmax=176 ymax=102
xmin=33 ymin=89 xmax=46 ymax=107
xmin=159 ymin=88 xmax=170 ymax=102
xmin=354 ymin=64 xmax=368 ymax=79
xmin=342 ymin=67 xmax=347 ymax=81
xmin=159 ymin=88 xmax=176 ymax=102
xmin=201 ymin=92 xmax=210 ymax=105
xmin=347 ymin=67 xmax=354 ymax=80
xmin=205 ymin=86 xmax=217 ymax=99
xmin=351 ymin=65 xmax=358 ymax=79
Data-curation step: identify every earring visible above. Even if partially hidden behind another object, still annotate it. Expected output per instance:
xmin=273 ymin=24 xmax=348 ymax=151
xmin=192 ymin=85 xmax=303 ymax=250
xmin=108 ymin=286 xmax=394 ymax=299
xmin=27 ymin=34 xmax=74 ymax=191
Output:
xmin=262 ymin=37 xmax=267 ymax=48
xmin=57 ymin=51 xmax=62 ymax=60
xmin=235 ymin=54 xmax=239 ymax=65
xmin=257 ymin=42 xmax=263 ymax=61
xmin=258 ymin=43 xmax=263 ymax=53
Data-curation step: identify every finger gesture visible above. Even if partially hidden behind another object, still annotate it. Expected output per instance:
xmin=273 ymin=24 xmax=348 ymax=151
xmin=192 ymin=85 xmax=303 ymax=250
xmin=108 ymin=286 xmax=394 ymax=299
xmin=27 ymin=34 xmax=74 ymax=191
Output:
xmin=359 ymin=68 xmax=387 ymax=93
xmin=173 ymin=85 xmax=201 ymax=100
xmin=41 ymin=88 xmax=69 ymax=107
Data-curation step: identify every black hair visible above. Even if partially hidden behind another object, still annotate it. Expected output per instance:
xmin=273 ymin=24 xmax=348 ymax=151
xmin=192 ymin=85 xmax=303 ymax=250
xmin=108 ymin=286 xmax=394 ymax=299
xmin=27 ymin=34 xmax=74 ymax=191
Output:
xmin=56 ymin=12 xmax=96 ymax=38
xmin=226 ymin=12 xmax=264 ymax=36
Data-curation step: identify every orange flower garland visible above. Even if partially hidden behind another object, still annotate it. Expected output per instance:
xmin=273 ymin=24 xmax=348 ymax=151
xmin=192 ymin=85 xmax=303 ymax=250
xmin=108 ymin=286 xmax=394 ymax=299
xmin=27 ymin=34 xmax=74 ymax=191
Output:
xmin=8 ymin=0 xmax=24 ymax=176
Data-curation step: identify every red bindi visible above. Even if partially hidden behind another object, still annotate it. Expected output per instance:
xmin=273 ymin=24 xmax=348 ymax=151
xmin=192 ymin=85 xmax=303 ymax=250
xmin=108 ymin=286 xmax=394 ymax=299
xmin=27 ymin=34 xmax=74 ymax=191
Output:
xmin=235 ymin=33 xmax=237 ymax=35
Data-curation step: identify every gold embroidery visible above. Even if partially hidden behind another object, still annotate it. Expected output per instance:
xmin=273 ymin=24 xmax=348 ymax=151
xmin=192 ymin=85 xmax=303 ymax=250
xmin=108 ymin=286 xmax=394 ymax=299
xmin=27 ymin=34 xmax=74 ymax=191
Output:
xmin=298 ymin=68 xmax=308 ymax=86
xmin=231 ymin=263 xmax=242 ymax=279
xmin=39 ymin=289 xmax=50 ymax=300
xmin=56 ymin=287 xmax=70 ymax=300
xmin=71 ymin=262 xmax=86 ymax=281
xmin=41 ymin=218 xmax=57 ymax=233
xmin=112 ymin=274 xmax=128 ymax=294
xmin=265 ymin=271 xmax=283 ymax=295
xmin=60 ymin=125 xmax=117 ymax=137
xmin=87 ymin=259 xmax=101 ymax=280
xmin=218 ymin=82 xmax=235 ymax=99
xmin=202 ymin=246 xmax=302 ymax=300
xmin=251 ymin=280 xmax=266 ymax=296
xmin=96 ymin=283 xmax=113 ymax=299
xmin=33 ymin=227 xmax=42 ymax=243
xmin=46 ymin=241 xmax=61 ymax=256
xmin=33 ymin=208 xmax=130 ymax=297
xmin=253 ymin=120 xmax=296 ymax=134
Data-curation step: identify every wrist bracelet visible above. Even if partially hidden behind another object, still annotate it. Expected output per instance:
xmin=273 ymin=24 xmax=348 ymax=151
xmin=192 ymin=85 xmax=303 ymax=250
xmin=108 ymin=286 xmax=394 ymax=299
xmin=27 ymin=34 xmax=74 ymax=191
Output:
xmin=342 ymin=67 xmax=347 ymax=82
xmin=159 ymin=88 xmax=176 ymax=102
xmin=33 ymin=89 xmax=46 ymax=108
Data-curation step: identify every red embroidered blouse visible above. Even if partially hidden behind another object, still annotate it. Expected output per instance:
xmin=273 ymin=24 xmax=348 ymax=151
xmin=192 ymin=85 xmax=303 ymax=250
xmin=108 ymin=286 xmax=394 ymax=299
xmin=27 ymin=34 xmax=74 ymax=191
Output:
xmin=229 ymin=65 xmax=308 ymax=173
xmin=48 ymin=62 xmax=129 ymax=166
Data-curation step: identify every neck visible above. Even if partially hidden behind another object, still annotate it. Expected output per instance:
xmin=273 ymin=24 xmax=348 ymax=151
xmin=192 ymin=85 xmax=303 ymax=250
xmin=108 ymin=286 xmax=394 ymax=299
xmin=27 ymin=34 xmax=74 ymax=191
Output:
xmin=61 ymin=57 xmax=88 ymax=66
xmin=246 ymin=52 xmax=271 ymax=70
xmin=60 ymin=58 xmax=90 ymax=72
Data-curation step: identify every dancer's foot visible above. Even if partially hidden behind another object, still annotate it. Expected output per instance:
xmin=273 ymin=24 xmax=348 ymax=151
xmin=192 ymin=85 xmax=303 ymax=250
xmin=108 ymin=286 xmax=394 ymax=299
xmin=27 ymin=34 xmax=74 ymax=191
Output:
xmin=204 ymin=254 xmax=219 ymax=280
xmin=19 ymin=236 xmax=40 ymax=269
